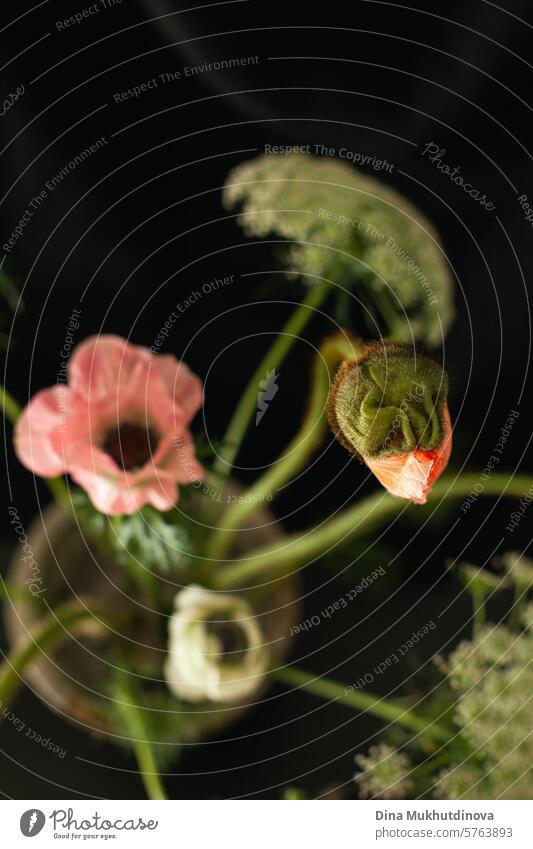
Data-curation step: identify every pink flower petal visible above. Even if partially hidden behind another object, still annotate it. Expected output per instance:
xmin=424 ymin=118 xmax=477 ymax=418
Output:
xmin=69 ymin=335 xmax=151 ymax=403
xmin=365 ymin=403 xmax=453 ymax=504
xmin=15 ymin=335 xmax=205 ymax=515
xmin=366 ymin=451 xmax=435 ymax=504
xmin=143 ymin=478 xmax=179 ymax=512
xmin=14 ymin=386 xmax=70 ymax=476
xmin=117 ymin=360 xmax=185 ymax=435
xmin=154 ymin=432 xmax=204 ymax=485
xmin=69 ymin=467 xmax=147 ymax=515
xmin=153 ymin=354 xmax=204 ymax=423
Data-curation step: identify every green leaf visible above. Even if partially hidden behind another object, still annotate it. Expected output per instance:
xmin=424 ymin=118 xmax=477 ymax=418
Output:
xmin=72 ymin=492 xmax=193 ymax=576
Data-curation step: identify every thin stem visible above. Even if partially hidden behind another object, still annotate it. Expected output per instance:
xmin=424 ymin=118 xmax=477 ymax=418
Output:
xmin=411 ymin=751 xmax=455 ymax=777
xmin=45 ymin=475 xmax=72 ymax=510
xmin=113 ymin=678 xmax=168 ymax=800
xmin=132 ymin=736 xmax=168 ymax=801
xmin=273 ymin=666 xmax=451 ymax=745
xmin=508 ymin=580 xmax=524 ymax=631
xmin=214 ymin=490 xmax=387 ymax=589
xmin=471 ymin=588 xmax=486 ymax=637
xmin=212 ymin=279 xmax=331 ymax=479
xmin=0 ymin=600 xmax=97 ymax=713
xmin=0 ymin=385 xmax=22 ymax=424
xmin=213 ymin=473 xmax=533 ymax=589
xmin=207 ymin=332 xmax=362 ymax=561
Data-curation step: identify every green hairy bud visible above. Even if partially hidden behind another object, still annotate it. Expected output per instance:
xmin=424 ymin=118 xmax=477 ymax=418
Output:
xmin=328 ymin=341 xmax=449 ymax=459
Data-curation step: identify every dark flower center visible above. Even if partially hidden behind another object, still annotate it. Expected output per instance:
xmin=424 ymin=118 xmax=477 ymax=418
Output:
xmin=206 ymin=619 xmax=249 ymax=662
xmin=102 ymin=422 xmax=158 ymax=471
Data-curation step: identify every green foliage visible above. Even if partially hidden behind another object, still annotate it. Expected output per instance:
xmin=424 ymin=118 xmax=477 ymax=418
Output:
xmin=72 ymin=491 xmax=193 ymax=575
xmin=224 ymin=153 xmax=454 ymax=346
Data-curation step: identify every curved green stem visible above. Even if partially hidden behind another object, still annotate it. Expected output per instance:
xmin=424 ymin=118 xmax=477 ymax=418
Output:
xmin=45 ymin=475 xmax=72 ymax=511
xmin=508 ymin=580 xmax=524 ymax=631
xmin=0 ymin=588 xmax=165 ymax=799
xmin=131 ymin=733 xmax=168 ymax=800
xmin=113 ymin=678 xmax=168 ymax=800
xmin=471 ymin=587 xmax=487 ymax=637
xmin=1 ymin=385 xmax=22 ymax=424
xmin=273 ymin=666 xmax=451 ymax=745
xmin=0 ymin=600 xmax=98 ymax=712
xmin=214 ymin=491 xmax=387 ymax=589
xmin=213 ymin=473 xmax=533 ymax=589
xmin=212 ymin=279 xmax=332 ymax=480
xmin=208 ymin=332 xmax=362 ymax=561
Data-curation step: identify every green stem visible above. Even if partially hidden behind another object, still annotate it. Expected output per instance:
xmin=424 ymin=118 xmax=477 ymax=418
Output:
xmin=132 ymin=736 xmax=168 ymax=801
xmin=213 ymin=473 xmax=533 ymax=589
xmin=113 ymin=678 xmax=168 ymax=800
xmin=411 ymin=751 xmax=455 ymax=777
xmin=214 ymin=490 xmax=387 ymax=589
xmin=0 ymin=385 xmax=22 ymax=424
xmin=471 ymin=587 xmax=486 ymax=637
xmin=45 ymin=475 xmax=72 ymax=511
xmin=0 ymin=600 xmax=97 ymax=712
xmin=508 ymin=581 xmax=523 ymax=631
xmin=212 ymin=279 xmax=332 ymax=480
xmin=273 ymin=666 xmax=451 ymax=745
xmin=208 ymin=332 xmax=361 ymax=562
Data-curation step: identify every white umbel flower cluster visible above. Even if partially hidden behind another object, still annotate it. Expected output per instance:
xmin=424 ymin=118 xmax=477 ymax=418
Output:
xmin=353 ymin=554 xmax=533 ymax=801
xmin=355 ymin=743 xmax=414 ymax=800
xmin=224 ymin=153 xmax=454 ymax=346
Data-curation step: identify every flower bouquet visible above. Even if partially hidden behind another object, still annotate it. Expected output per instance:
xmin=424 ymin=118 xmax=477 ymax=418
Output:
xmin=1 ymin=153 xmax=531 ymax=799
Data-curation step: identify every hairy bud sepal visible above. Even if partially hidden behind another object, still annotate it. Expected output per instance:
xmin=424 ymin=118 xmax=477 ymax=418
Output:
xmin=328 ymin=341 xmax=452 ymax=504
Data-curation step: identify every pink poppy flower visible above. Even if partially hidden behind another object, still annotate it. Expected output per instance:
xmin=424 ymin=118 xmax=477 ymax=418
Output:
xmin=364 ymin=404 xmax=453 ymax=504
xmin=14 ymin=335 xmax=204 ymax=515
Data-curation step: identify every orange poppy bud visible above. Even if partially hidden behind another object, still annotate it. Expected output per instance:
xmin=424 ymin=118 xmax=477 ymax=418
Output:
xmin=328 ymin=340 xmax=451 ymax=503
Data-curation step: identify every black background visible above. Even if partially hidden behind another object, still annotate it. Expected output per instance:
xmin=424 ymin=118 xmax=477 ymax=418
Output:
xmin=1 ymin=0 xmax=532 ymax=799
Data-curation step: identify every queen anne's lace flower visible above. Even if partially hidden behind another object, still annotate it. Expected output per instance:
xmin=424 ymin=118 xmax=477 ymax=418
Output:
xmin=355 ymin=595 xmax=533 ymax=800
xmin=354 ymin=743 xmax=414 ymax=799
xmin=436 ymin=609 xmax=533 ymax=800
xmin=224 ymin=153 xmax=454 ymax=345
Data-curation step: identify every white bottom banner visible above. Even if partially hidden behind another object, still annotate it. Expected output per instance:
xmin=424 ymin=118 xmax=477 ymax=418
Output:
xmin=3 ymin=800 xmax=532 ymax=848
